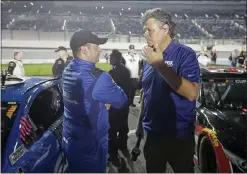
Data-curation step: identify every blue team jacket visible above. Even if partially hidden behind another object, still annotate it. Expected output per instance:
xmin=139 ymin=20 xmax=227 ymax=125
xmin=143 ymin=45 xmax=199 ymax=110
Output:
xmin=61 ymin=58 xmax=127 ymax=173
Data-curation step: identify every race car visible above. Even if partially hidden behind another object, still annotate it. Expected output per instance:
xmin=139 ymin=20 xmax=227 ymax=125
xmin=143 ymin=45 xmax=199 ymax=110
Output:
xmin=194 ymin=67 xmax=247 ymax=173
xmin=1 ymin=71 xmax=68 ymax=173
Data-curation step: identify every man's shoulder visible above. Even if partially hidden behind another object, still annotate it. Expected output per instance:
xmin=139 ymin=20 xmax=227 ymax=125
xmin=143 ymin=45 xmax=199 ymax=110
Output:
xmin=177 ymin=43 xmax=195 ymax=56
xmin=90 ymin=67 xmax=105 ymax=79
xmin=8 ymin=61 xmax=17 ymax=67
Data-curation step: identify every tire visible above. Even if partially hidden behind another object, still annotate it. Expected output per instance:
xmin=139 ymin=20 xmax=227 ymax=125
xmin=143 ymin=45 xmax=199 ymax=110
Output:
xmin=199 ymin=136 xmax=217 ymax=173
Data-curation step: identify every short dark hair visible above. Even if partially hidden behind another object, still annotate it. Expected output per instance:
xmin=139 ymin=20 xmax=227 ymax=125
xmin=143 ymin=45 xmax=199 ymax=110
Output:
xmin=140 ymin=8 xmax=176 ymax=38
xmin=110 ymin=49 xmax=122 ymax=64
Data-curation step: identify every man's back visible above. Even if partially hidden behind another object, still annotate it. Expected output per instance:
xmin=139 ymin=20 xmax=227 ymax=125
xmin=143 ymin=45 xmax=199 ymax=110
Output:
xmin=62 ymin=57 xmax=128 ymax=143
xmin=8 ymin=59 xmax=25 ymax=77
xmin=62 ymin=58 xmax=108 ymax=140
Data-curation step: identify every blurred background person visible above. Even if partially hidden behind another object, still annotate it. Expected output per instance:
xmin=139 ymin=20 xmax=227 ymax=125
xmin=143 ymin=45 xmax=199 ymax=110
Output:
xmin=7 ymin=51 xmax=25 ymax=77
xmin=104 ymin=51 xmax=110 ymax=63
xmin=210 ymin=45 xmax=217 ymax=65
xmin=123 ymin=44 xmax=140 ymax=107
xmin=108 ymin=49 xmax=131 ymax=167
xmin=229 ymin=49 xmax=239 ymax=67
xmin=52 ymin=46 xmax=73 ymax=77
xmin=237 ymin=50 xmax=246 ymax=68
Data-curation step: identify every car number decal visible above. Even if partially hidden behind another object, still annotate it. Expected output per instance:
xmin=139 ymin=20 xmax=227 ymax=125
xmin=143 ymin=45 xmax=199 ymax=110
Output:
xmin=9 ymin=144 xmax=27 ymax=165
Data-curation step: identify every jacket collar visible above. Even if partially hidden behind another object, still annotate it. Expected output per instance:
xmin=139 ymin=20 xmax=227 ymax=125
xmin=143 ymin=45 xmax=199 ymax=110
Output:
xmin=73 ymin=57 xmax=96 ymax=68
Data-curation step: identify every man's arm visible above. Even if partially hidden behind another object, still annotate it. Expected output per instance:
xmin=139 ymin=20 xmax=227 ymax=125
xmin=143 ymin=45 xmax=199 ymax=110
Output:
xmin=7 ymin=61 xmax=16 ymax=75
xmin=155 ymin=52 xmax=200 ymax=101
xmin=92 ymin=72 xmax=128 ymax=109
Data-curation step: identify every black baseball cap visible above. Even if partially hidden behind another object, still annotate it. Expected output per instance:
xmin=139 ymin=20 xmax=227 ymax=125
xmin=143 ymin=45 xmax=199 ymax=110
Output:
xmin=55 ymin=46 xmax=67 ymax=52
xmin=70 ymin=30 xmax=108 ymax=52
xmin=129 ymin=44 xmax=135 ymax=49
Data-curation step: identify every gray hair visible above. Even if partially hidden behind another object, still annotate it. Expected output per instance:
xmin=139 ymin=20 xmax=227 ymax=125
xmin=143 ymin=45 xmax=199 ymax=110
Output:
xmin=140 ymin=8 xmax=176 ymax=38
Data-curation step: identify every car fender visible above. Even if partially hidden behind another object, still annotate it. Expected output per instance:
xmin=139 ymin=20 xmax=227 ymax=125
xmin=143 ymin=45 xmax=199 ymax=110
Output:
xmin=196 ymin=125 xmax=233 ymax=173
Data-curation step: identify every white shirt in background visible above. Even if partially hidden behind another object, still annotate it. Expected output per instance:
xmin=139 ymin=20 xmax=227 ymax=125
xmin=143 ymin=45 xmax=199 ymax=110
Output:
xmin=12 ymin=59 xmax=25 ymax=77
xmin=123 ymin=53 xmax=140 ymax=78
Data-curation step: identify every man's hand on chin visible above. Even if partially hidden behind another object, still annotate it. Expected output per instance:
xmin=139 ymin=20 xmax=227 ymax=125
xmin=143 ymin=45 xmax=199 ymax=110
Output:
xmin=143 ymin=44 xmax=164 ymax=68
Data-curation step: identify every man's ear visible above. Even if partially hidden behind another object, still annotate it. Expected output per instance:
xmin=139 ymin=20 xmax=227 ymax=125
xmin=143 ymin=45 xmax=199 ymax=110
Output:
xmin=80 ymin=45 xmax=88 ymax=55
xmin=162 ymin=24 xmax=169 ymax=35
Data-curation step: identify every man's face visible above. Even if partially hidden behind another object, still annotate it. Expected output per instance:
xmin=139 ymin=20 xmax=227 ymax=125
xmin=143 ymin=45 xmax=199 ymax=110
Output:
xmin=15 ymin=52 xmax=23 ymax=61
xmin=129 ymin=48 xmax=135 ymax=55
xmin=85 ymin=43 xmax=101 ymax=63
xmin=143 ymin=18 xmax=168 ymax=47
xmin=57 ymin=50 xmax=67 ymax=58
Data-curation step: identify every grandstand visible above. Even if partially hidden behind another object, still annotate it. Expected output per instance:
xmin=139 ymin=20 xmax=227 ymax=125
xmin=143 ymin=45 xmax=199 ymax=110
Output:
xmin=1 ymin=1 xmax=246 ymax=40
xmin=1 ymin=1 xmax=246 ymax=61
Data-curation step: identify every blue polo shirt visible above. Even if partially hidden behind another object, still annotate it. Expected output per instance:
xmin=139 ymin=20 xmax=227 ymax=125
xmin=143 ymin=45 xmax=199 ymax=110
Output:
xmin=142 ymin=40 xmax=200 ymax=137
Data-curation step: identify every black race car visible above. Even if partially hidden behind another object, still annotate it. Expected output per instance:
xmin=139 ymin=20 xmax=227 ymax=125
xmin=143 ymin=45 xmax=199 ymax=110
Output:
xmin=194 ymin=67 xmax=247 ymax=173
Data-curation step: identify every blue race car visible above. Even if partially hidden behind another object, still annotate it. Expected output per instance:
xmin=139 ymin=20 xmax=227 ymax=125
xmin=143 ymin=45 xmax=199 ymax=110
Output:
xmin=1 ymin=71 xmax=68 ymax=173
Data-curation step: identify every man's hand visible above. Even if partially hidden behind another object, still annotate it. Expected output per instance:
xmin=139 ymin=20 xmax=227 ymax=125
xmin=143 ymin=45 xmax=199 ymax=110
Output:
xmin=105 ymin=104 xmax=111 ymax=110
xmin=143 ymin=44 xmax=164 ymax=67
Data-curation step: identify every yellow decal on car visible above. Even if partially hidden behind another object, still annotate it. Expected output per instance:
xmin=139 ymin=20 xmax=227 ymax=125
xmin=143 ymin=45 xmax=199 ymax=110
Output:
xmin=6 ymin=105 xmax=17 ymax=118
xmin=203 ymin=128 xmax=219 ymax=147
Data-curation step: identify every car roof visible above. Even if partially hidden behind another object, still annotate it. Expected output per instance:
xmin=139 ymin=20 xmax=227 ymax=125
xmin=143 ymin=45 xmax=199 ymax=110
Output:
xmin=1 ymin=77 xmax=60 ymax=103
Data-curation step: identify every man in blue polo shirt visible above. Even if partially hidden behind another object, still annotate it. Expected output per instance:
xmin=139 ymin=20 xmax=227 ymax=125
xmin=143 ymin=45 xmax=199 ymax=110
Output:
xmin=137 ymin=8 xmax=200 ymax=173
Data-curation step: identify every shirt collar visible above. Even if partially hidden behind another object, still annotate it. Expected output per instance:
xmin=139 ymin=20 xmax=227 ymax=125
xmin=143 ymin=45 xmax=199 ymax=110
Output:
xmin=163 ymin=39 xmax=176 ymax=56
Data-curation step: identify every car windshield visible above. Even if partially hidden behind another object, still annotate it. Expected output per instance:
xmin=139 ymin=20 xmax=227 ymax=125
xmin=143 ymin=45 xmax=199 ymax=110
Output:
xmin=202 ymin=79 xmax=247 ymax=109
xmin=1 ymin=102 xmax=19 ymax=150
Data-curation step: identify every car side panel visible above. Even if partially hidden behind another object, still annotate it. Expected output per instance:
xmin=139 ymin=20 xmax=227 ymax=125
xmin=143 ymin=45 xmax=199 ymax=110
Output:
xmin=195 ymin=110 xmax=232 ymax=173
xmin=2 ymin=130 xmax=61 ymax=173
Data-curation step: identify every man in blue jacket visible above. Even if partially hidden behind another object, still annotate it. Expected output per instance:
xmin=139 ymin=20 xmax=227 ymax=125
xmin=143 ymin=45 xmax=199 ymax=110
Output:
xmin=137 ymin=8 xmax=200 ymax=173
xmin=61 ymin=30 xmax=128 ymax=173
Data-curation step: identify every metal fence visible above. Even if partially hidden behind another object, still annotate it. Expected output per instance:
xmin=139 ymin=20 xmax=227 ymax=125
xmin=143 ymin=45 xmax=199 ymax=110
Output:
xmin=2 ymin=29 xmax=245 ymax=45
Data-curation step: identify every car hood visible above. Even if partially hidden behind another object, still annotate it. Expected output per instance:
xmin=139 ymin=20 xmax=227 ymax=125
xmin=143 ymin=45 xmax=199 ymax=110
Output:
xmin=208 ymin=108 xmax=247 ymax=160
xmin=216 ymin=109 xmax=247 ymax=129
